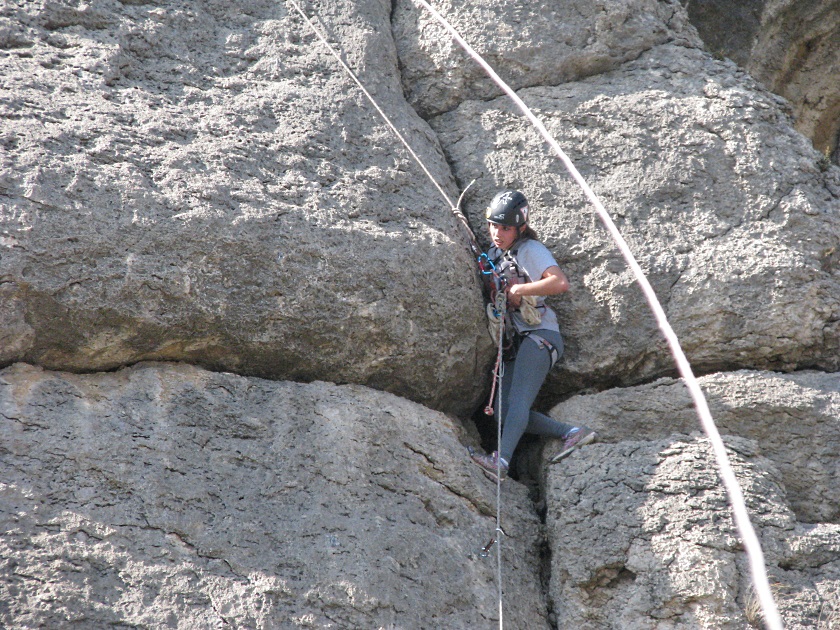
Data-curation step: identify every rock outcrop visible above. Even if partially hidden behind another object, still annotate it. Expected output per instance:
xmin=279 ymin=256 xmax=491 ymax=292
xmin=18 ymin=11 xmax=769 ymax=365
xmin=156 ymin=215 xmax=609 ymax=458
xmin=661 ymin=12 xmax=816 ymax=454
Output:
xmin=0 ymin=0 xmax=490 ymax=416
xmin=0 ymin=362 xmax=547 ymax=629
xmin=2 ymin=0 xmax=839 ymax=409
xmin=393 ymin=0 xmax=698 ymax=118
xmin=1 ymin=0 xmax=839 ymax=628
xmin=682 ymin=0 xmax=840 ymax=161
xmin=430 ymin=43 xmax=840 ymax=397
xmin=543 ymin=369 xmax=840 ymax=628
xmin=548 ymin=369 xmax=840 ymax=523
xmin=544 ymin=436 xmax=840 ymax=630
xmin=3 ymin=362 xmax=838 ymax=628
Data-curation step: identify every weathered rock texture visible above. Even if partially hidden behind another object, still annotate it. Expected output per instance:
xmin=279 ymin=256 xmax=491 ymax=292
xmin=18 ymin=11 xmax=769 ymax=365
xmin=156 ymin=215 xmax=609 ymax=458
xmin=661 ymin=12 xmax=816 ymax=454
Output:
xmin=548 ymin=369 xmax=840 ymax=523
xmin=4 ymin=362 xmax=838 ymax=629
xmin=0 ymin=362 xmax=547 ymax=629
xmin=430 ymin=42 xmax=840 ymax=397
xmin=2 ymin=0 xmax=839 ymax=409
xmin=682 ymin=0 xmax=840 ymax=161
xmin=542 ymin=369 xmax=840 ymax=628
xmin=0 ymin=0 xmax=490 ymax=416
xmin=393 ymin=0 xmax=699 ymax=118
xmin=544 ymin=435 xmax=840 ymax=629
xmin=2 ymin=0 xmax=840 ymax=628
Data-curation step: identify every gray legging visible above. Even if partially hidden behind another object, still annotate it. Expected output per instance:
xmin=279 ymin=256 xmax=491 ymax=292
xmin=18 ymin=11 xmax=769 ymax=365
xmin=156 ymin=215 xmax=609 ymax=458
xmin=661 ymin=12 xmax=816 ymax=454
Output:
xmin=497 ymin=328 xmax=575 ymax=462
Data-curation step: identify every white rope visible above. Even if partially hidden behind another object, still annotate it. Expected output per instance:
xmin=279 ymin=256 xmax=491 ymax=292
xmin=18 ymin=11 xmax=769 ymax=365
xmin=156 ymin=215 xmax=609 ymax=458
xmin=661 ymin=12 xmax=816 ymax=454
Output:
xmin=287 ymin=0 xmax=504 ymax=620
xmin=410 ymin=2 xmax=784 ymax=629
xmin=493 ymin=295 xmax=506 ymax=630
xmin=285 ymin=0 xmax=483 ymax=258
xmin=286 ymin=0 xmax=453 ymax=208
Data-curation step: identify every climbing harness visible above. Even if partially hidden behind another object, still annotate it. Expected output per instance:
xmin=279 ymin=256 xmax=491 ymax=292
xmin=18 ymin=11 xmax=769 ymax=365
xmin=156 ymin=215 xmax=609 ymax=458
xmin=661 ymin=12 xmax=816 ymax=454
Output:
xmin=481 ymin=239 xmax=547 ymax=365
xmin=411 ymin=2 xmax=783 ymax=628
xmin=525 ymin=332 xmax=560 ymax=370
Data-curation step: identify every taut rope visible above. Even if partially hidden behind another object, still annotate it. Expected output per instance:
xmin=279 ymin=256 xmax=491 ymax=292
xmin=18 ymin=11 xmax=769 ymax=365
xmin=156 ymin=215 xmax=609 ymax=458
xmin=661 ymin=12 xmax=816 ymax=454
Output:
xmin=410 ymin=2 xmax=783 ymax=628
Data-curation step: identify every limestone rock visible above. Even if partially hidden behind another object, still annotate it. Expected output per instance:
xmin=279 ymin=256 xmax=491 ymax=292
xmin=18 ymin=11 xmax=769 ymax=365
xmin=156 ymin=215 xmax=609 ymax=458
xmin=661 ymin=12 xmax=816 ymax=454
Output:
xmin=0 ymin=362 xmax=547 ymax=629
xmin=393 ymin=0 xmax=701 ymax=118
xmin=548 ymin=369 xmax=840 ymax=523
xmin=543 ymin=435 xmax=840 ymax=629
xmin=0 ymin=0 xmax=490 ymax=416
xmin=431 ymin=43 xmax=840 ymax=398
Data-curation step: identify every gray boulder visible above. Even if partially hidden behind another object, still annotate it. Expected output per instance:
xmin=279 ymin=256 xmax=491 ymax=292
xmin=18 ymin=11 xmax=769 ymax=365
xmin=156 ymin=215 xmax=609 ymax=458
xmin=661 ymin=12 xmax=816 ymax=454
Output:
xmin=3 ymin=361 xmax=837 ymax=628
xmin=0 ymin=362 xmax=547 ymax=629
xmin=393 ymin=0 xmax=700 ymax=118
xmin=0 ymin=0 xmax=490 ymax=416
xmin=544 ymin=434 xmax=840 ymax=629
xmin=430 ymin=43 xmax=840 ymax=398
xmin=548 ymin=369 xmax=840 ymax=523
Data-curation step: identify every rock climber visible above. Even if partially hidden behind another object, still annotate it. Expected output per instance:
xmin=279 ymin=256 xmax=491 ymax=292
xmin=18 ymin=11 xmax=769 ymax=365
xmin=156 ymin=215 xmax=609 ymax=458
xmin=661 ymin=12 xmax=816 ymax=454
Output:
xmin=471 ymin=189 xmax=596 ymax=482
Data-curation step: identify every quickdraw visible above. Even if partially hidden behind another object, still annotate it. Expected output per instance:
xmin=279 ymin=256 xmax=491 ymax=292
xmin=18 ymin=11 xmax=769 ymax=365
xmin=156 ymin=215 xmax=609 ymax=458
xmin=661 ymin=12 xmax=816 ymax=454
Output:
xmin=479 ymin=536 xmax=496 ymax=558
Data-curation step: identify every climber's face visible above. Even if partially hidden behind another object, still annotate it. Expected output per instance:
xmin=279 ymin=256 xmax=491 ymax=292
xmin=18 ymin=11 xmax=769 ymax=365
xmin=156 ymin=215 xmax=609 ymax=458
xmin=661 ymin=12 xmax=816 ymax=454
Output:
xmin=488 ymin=221 xmax=522 ymax=251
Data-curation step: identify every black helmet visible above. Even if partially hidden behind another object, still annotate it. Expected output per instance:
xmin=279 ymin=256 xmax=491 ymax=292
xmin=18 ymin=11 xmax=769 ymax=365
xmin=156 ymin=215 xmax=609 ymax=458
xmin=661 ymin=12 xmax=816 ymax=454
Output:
xmin=485 ymin=190 xmax=529 ymax=227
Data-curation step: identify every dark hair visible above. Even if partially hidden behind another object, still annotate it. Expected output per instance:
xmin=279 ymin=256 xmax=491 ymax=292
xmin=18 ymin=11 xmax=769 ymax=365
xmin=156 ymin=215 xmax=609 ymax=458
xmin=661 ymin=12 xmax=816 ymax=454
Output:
xmin=518 ymin=225 xmax=540 ymax=242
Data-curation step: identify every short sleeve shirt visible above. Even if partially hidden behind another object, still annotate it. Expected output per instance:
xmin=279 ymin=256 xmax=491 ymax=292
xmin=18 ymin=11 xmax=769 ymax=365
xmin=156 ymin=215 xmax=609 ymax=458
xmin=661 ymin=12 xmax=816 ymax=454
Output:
xmin=486 ymin=238 xmax=561 ymax=334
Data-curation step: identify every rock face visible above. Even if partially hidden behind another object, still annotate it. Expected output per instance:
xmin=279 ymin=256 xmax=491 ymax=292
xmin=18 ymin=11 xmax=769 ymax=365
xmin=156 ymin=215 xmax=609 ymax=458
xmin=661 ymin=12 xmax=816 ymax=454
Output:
xmin=0 ymin=362 xmax=547 ymax=629
xmin=544 ymin=435 xmax=840 ymax=630
xmin=3 ymin=362 xmax=838 ymax=628
xmin=393 ymin=0 xmax=699 ymax=118
xmin=430 ymin=42 xmax=840 ymax=397
xmin=2 ymin=0 xmax=839 ymax=408
xmin=0 ymin=0 xmax=490 ymax=416
xmin=1 ymin=0 xmax=839 ymax=628
xmin=682 ymin=0 xmax=840 ymax=161
xmin=549 ymin=370 xmax=840 ymax=523
xmin=544 ymin=370 xmax=840 ymax=629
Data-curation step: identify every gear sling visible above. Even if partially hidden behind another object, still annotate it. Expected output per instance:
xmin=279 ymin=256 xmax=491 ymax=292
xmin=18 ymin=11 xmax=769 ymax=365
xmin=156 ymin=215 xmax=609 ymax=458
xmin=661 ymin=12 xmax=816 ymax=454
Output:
xmin=480 ymin=241 xmax=561 ymax=369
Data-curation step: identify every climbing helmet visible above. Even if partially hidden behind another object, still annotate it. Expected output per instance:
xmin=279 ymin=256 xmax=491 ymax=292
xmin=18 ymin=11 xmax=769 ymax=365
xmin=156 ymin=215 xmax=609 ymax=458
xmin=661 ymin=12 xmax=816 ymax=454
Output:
xmin=485 ymin=189 xmax=529 ymax=227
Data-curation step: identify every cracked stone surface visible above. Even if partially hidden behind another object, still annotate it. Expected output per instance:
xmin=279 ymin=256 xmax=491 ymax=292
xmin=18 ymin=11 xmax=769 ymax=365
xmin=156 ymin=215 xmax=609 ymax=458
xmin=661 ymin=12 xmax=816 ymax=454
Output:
xmin=1 ymin=0 xmax=840 ymax=627
xmin=430 ymin=43 xmax=840 ymax=397
xmin=548 ymin=369 xmax=840 ymax=523
xmin=543 ymin=435 xmax=840 ymax=629
xmin=393 ymin=0 xmax=700 ymax=118
xmin=0 ymin=362 xmax=547 ymax=629
xmin=2 ymin=1 xmax=839 ymax=409
xmin=0 ymin=0 xmax=490 ymax=416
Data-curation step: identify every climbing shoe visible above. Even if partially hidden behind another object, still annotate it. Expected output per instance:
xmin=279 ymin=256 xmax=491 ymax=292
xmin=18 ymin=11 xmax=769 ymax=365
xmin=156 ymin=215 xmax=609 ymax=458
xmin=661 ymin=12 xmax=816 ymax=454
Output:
xmin=469 ymin=449 xmax=509 ymax=482
xmin=550 ymin=427 xmax=597 ymax=463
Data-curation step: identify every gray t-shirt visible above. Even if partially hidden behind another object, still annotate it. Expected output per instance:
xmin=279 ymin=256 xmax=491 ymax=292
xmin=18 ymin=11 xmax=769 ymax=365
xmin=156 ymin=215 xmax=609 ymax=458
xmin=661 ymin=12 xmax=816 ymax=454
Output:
xmin=487 ymin=238 xmax=561 ymax=334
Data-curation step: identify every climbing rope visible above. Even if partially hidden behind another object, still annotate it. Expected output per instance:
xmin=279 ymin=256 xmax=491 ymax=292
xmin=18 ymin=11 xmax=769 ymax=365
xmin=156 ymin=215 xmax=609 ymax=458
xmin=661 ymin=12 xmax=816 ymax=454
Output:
xmin=285 ymin=0 xmax=482 ymax=260
xmin=476 ymin=255 xmax=510 ymax=629
xmin=286 ymin=2 xmax=782 ymax=628
xmin=493 ymin=321 xmax=505 ymax=630
xmin=410 ymin=2 xmax=784 ymax=629
xmin=286 ymin=2 xmax=507 ymax=623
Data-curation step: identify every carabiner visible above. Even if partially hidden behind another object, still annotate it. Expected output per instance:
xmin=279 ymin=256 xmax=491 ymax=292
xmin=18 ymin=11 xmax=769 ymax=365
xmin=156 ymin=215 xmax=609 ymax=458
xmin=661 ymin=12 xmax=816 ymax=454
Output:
xmin=477 ymin=253 xmax=496 ymax=275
